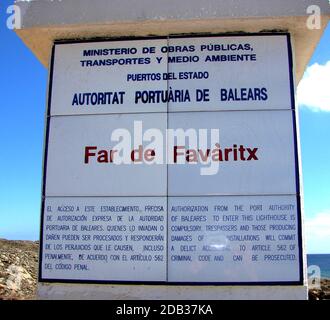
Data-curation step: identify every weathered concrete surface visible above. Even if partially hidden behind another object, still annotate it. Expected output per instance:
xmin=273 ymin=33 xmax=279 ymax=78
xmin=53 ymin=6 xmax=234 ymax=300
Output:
xmin=38 ymin=283 xmax=308 ymax=300
xmin=14 ymin=0 xmax=330 ymax=26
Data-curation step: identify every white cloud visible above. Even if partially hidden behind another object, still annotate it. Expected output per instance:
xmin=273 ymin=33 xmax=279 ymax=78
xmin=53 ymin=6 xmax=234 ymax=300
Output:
xmin=297 ymin=61 xmax=330 ymax=112
xmin=305 ymin=211 xmax=330 ymax=253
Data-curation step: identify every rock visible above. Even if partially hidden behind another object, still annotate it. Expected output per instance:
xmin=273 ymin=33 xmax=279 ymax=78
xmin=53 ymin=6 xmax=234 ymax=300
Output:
xmin=0 ymin=239 xmax=38 ymax=300
xmin=308 ymin=278 xmax=330 ymax=300
xmin=308 ymin=290 xmax=320 ymax=300
xmin=6 ymin=265 xmax=33 ymax=291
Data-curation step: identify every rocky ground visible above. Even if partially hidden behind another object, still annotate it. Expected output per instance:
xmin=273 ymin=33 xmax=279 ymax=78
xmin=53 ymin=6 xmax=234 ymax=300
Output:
xmin=0 ymin=238 xmax=329 ymax=300
xmin=0 ymin=239 xmax=38 ymax=300
xmin=309 ymin=278 xmax=330 ymax=300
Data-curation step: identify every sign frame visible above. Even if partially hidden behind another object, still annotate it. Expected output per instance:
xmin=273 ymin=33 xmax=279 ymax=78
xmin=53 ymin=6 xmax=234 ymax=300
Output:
xmin=38 ymin=33 xmax=304 ymax=286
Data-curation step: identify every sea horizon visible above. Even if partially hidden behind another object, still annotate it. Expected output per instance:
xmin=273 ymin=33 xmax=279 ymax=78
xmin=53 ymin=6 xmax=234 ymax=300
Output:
xmin=307 ymin=254 xmax=330 ymax=279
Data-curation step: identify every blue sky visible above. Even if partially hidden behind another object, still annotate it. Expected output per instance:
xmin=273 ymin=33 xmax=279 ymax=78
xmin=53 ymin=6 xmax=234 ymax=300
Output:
xmin=296 ymin=20 xmax=330 ymax=254
xmin=0 ymin=1 xmax=329 ymax=253
xmin=0 ymin=1 xmax=46 ymax=240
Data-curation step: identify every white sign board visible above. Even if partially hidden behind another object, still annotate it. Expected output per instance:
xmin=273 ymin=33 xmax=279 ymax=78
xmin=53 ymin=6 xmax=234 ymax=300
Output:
xmin=45 ymin=113 xmax=167 ymax=196
xmin=42 ymin=197 xmax=167 ymax=281
xmin=168 ymin=195 xmax=300 ymax=283
xmin=40 ymin=34 xmax=303 ymax=285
